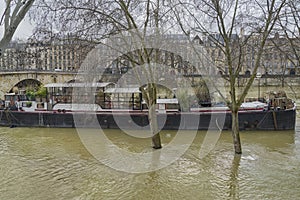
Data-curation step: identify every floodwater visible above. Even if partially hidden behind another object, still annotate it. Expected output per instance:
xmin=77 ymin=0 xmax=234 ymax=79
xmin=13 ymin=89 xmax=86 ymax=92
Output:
xmin=0 ymin=120 xmax=299 ymax=200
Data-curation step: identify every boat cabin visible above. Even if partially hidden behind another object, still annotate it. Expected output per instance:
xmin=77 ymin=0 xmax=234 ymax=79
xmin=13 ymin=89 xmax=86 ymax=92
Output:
xmin=4 ymin=93 xmax=46 ymax=111
xmin=4 ymin=93 xmax=28 ymax=110
xmin=44 ymin=82 xmax=115 ymax=111
xmin=44 ymin=83 xmax=180 ymax=112
xmin=104 ymin=87 xmax=142 ymax=110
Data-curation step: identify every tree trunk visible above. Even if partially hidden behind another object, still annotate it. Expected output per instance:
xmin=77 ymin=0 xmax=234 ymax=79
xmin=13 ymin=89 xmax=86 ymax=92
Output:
xmin=148 ymin=83 xmax=162 ymax=149
xmin=0 ymin=0 xmax=34 ymax=58
xmin=149 ymin=104 xmax=162 ymax=149
xmin=231 ymin=110 xmax=242 ymax=154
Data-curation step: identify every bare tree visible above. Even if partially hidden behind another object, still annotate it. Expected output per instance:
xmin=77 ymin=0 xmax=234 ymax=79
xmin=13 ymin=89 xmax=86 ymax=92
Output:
xmin=32 ymin=0 xmax=182 ymax=149
xmin=0 ymin=0 xmax=34 ymax=57
xmin=173 ymin=0 xmax=287 ymax=154
xmin=276 ymin=0 xmax=300 ymax=74
xmin=32 ymin=0 xmax=289 ymax=154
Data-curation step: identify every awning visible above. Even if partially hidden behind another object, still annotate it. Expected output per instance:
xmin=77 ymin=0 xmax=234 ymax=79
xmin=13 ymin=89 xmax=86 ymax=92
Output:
xmin=104 ymin=87 xmax=141 ymax=94
xmin=44 ymin=82 xmax=114 ymax=88
xmin=157 ymin=98 xmax=178 ymax=104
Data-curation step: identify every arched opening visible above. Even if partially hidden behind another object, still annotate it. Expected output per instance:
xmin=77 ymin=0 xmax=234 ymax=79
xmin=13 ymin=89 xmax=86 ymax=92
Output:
xmin=99 ymin=49 xmax=197 ymax=83
xmin=9 ymin=79 xmax=42 ymax=94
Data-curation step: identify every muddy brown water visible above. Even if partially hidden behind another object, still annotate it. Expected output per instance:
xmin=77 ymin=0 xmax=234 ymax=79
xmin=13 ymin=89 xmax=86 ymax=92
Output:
xmin=0 ymin=120 xmax=299 ymax=200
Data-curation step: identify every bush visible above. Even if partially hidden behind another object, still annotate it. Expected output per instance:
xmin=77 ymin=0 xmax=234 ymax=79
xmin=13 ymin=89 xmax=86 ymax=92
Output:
xmin=26 ymin=102 xmax=32 ymax=107
xmin=26 ymin=90 xmax=35 ymax=101
xmin=35 ymin=86 xmax=47 ymax=98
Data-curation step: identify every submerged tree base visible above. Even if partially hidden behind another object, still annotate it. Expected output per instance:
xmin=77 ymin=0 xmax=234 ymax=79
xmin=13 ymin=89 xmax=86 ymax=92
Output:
xmin=152 ymin=145 xmax=162 ymax=149
xmin=235 ymin=151 xmax=242 ymax=155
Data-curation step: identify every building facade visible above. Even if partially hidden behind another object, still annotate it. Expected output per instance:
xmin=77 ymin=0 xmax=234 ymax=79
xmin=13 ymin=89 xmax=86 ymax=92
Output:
xmin=0 ymin=34 xmax=299 ymax=76
xmin=0 ymin=39 xmax=93 ymax=72
xmin=202 ymin=33 xmax=300 ymax=76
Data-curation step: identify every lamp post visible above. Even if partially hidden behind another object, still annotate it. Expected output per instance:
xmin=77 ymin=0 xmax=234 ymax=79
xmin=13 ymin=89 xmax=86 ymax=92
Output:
xmin=256 ymin=73 xmax=262 ymax=101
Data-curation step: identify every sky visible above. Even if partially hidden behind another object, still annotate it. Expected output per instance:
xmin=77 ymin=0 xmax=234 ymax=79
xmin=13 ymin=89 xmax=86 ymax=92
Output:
xmin=0 ymin=1 xmax=34 ymax=40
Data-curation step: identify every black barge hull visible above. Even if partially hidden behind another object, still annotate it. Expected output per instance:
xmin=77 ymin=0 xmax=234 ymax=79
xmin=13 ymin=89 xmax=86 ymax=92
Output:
xmin=0 ymin=109 xmax=296 ymax=130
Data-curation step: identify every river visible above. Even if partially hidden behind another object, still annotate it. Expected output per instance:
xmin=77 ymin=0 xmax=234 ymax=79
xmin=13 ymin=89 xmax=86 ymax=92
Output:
xmin=0 ymin=119 xmax=299 ymax=200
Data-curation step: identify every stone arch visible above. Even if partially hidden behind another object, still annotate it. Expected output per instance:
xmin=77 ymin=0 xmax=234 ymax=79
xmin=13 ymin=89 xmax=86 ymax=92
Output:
xmin=101 ymin=48 xmax=198 ymax=82
xmin=9 ymin=79 xmax=42 ymax=94
xmin=80 ymin=33 xmax=226 ymax=109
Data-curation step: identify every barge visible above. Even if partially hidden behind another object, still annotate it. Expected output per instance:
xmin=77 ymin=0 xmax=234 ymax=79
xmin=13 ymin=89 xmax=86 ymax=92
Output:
xmin=0 ymin=108 xmax=296 ymax=130
xmin=0 ymin=83 xmax=296 ymax=130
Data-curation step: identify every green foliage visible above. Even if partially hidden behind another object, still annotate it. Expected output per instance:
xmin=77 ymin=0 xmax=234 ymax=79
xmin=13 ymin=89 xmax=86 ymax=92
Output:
xmin=35 ymin=86 xmax=47 ymax=98
xmin=26 ymin=90 xmax=35 ymax=101
xmin=25 ymin=85 xmax=46 ymax=100
xmin=26 ymin=101 xmax=32 ymax=107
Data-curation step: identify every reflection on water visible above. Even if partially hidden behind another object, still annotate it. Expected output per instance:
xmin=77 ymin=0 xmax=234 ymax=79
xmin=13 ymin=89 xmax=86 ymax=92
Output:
xmin=0 ymin=122 xmax=299 ymax=199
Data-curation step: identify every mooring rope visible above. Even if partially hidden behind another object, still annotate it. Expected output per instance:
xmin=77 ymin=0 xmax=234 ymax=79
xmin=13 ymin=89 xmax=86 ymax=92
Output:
xmin=4 ymin=110 xmax=22 ymax=127
xmin=215 ymin=117 xmax=222 ymax=131
xmin=4 ymin=109 xmax=12 ymax=127
xmin=256 ymin=110 xmax=272 ymax=129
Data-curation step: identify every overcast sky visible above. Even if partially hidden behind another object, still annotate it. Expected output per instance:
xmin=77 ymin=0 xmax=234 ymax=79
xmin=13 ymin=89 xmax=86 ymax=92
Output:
xmin=0 ymin=2 xmax=34 ymax=40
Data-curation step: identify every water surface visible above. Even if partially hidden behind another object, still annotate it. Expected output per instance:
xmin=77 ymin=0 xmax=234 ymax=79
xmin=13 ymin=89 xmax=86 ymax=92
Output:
xmin=0 ymin=121 xmax=299 ymax=200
